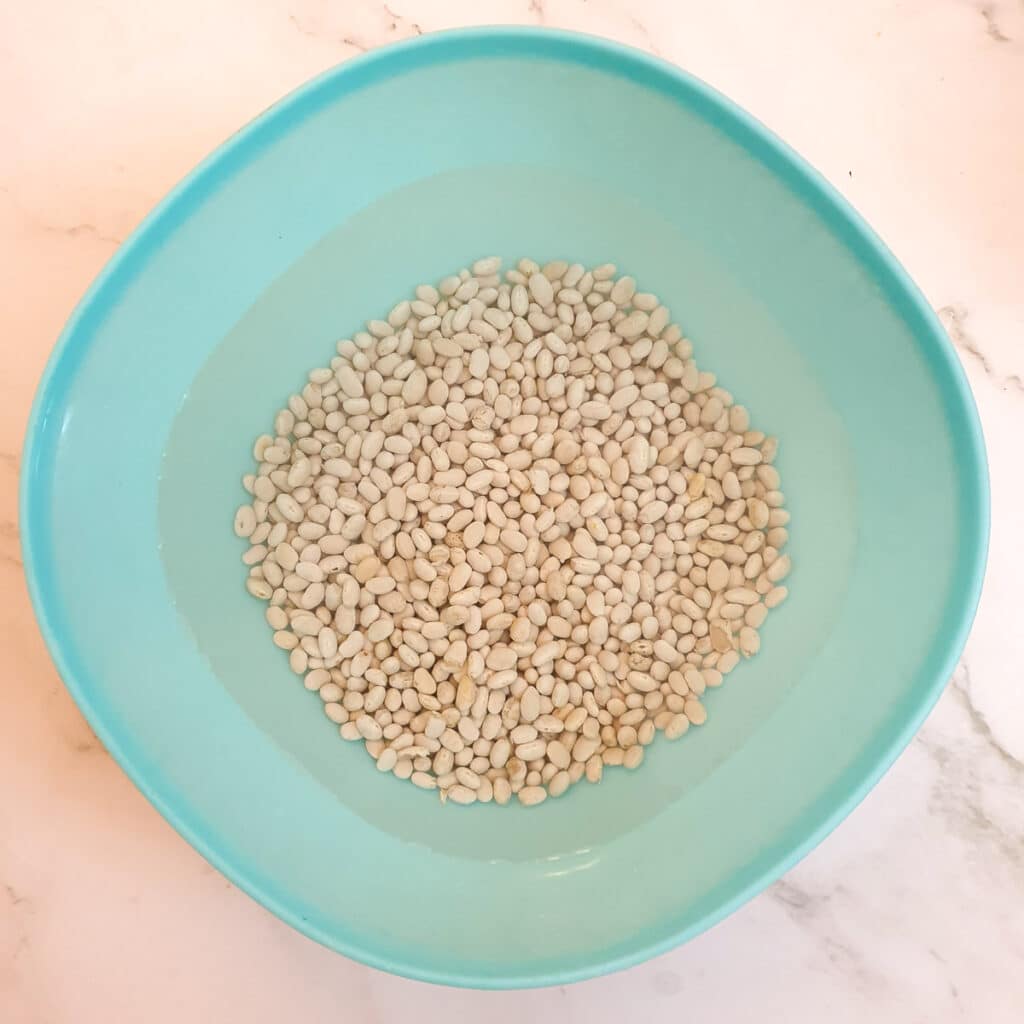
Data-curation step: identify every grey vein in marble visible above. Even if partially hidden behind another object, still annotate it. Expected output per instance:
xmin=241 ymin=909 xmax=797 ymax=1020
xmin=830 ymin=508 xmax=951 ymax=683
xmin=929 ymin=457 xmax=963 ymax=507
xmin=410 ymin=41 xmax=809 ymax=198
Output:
xmin=769 ymin=876 xmax=890 ymax=998
xmin=383 ymin=3 xmax=423 ymax=36
xmin=980 ymin=5 xmax=1011 ymax=42
xmin=629 ymin=15 xmax=664 ymax=56
xmin=288 ymin=14 xmax=368 ymax=53
xmin=951 ymin=662 xmax=1021 ymax=772
xmin=0 ymin=186 xmax=122 ymax=247
xmin=938 ymin=304 xmax=1024 ymax=393
xmin=0 ymin=452 xmax=20 ymax=568
xmin=289 ymin=2 xmax=423 ymax=53
xmin=917 ymin=663 xmax=1024 ymax=875
xmin=4 ymin=883 xmax=32 ymax=961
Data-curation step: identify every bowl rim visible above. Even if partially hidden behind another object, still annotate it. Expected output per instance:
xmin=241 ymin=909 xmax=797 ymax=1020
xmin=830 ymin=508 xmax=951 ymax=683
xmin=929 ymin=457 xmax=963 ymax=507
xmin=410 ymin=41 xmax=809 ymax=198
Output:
xmin=20 ymin=25 xmax=990 ymax=989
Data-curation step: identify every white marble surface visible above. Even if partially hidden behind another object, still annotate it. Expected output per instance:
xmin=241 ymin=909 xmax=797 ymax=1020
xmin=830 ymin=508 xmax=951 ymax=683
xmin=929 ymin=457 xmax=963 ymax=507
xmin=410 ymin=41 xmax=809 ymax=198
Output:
xmin=2 ymin=1 xmax=1022 ymax=1020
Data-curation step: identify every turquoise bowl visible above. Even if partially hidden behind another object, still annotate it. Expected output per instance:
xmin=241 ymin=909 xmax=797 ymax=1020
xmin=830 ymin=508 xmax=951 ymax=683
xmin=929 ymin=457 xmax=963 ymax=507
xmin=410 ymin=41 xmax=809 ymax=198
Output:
xmin=21 ymin=28 xmax=988 ymax=987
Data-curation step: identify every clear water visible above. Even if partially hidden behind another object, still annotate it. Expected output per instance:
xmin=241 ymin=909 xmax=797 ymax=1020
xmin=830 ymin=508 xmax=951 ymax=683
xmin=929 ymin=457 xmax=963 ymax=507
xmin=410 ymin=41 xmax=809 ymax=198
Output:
xmin=160 ymin=164 xmax=856 ymax=862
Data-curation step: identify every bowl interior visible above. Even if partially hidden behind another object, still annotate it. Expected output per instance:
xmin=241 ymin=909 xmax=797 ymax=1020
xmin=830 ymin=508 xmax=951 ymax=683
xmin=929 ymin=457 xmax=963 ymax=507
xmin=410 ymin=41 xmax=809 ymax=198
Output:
xmin=23 ymin=31 xmax=985 ymax=986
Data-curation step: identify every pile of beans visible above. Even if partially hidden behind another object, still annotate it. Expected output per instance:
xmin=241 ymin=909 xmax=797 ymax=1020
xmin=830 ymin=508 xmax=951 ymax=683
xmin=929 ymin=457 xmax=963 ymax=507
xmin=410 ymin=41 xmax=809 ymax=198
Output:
xmin=233 ymin=258 xmax=790 ymax=806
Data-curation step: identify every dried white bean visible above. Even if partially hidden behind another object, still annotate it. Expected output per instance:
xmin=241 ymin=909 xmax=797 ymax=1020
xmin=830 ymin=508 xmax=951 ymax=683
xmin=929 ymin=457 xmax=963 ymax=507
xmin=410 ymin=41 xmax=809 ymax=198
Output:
xmin=235 ymin=258 xmax=790 ymax=807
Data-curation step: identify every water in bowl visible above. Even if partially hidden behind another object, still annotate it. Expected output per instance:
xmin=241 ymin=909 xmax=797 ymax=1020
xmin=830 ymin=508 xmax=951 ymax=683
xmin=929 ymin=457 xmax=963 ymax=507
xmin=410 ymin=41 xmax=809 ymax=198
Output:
xmin=159 ymin=163 xmax=855 ymax=864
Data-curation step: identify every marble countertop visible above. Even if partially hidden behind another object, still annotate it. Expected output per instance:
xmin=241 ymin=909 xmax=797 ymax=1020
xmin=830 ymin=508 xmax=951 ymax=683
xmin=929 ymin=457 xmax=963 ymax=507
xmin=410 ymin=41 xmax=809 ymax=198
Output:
xmin=2 ymin=1 xmax=1022 ymax=1020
